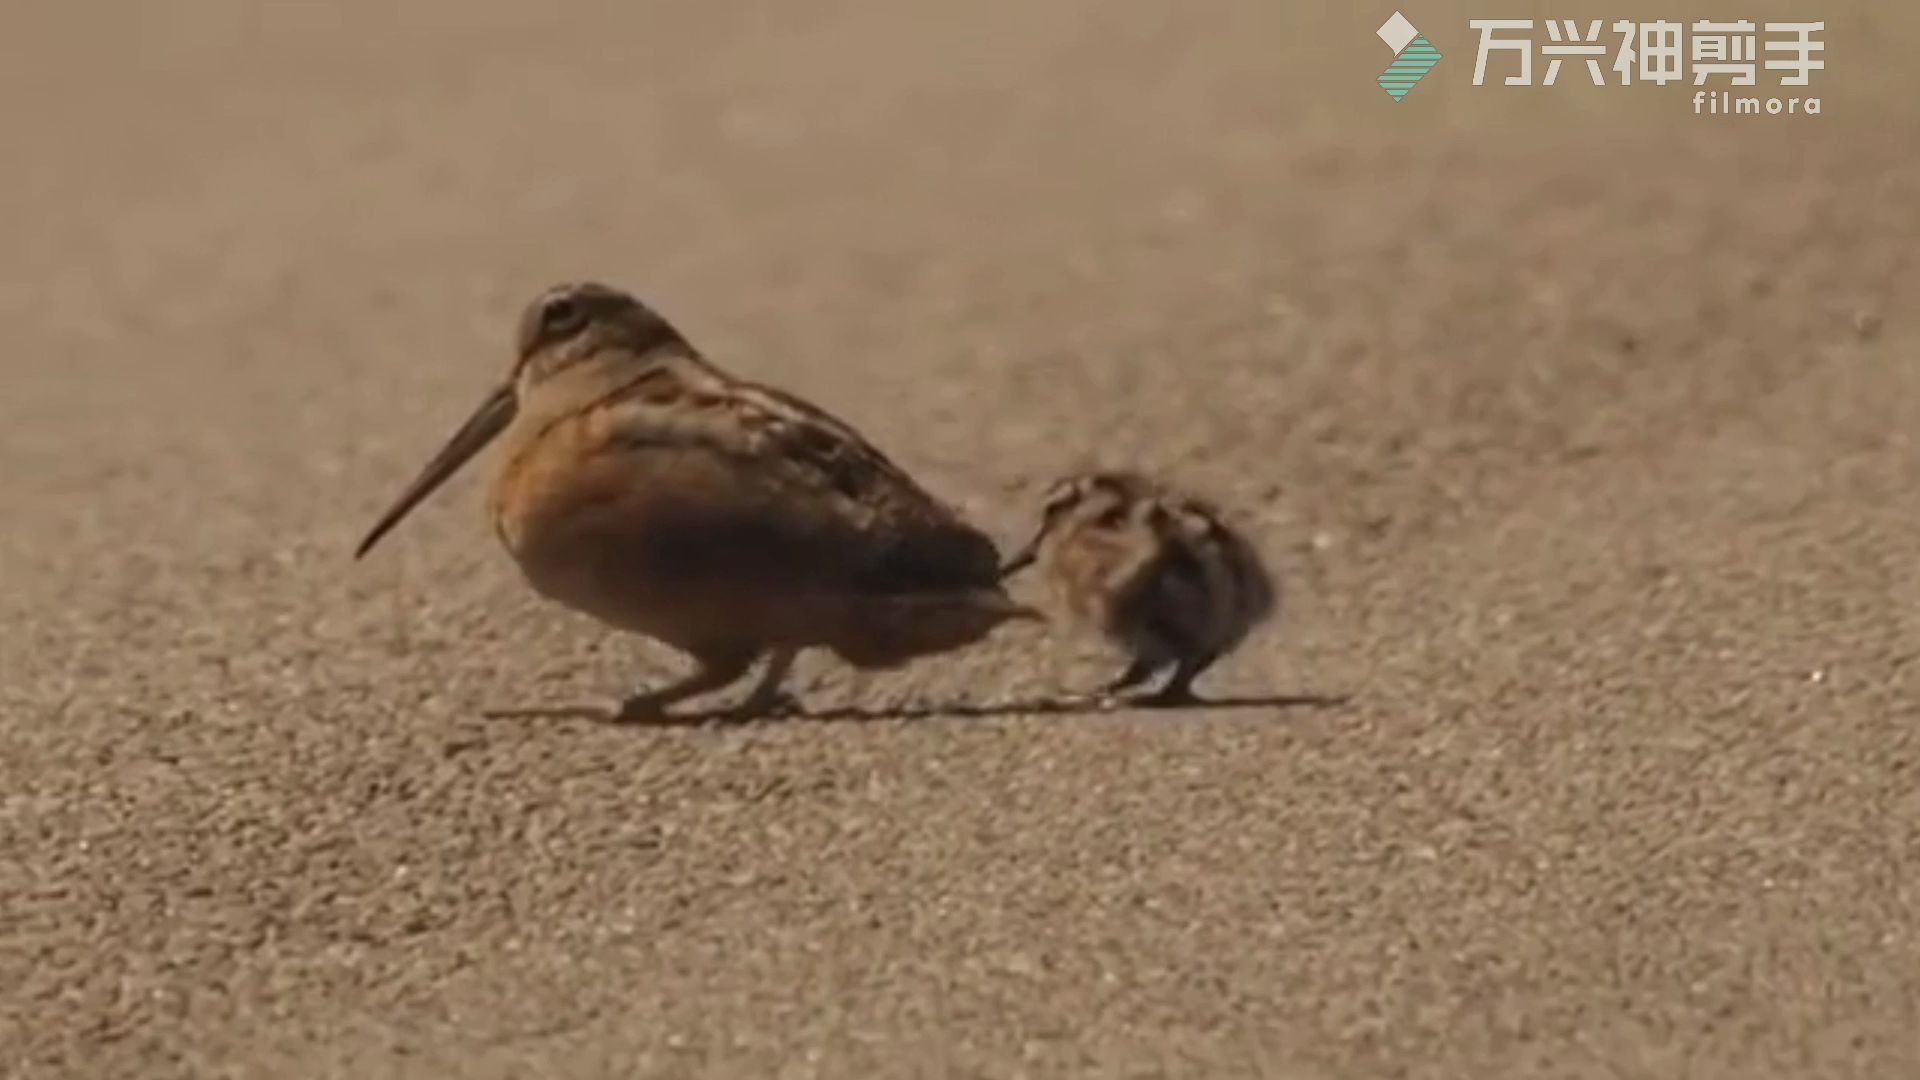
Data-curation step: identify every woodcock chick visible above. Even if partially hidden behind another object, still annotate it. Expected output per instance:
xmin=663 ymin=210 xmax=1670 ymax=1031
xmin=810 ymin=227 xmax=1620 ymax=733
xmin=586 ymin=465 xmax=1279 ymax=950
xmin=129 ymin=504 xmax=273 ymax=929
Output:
xmin=355 ymin=282 xmax=1041 ymax=721
xmin=999 ymin=470 xmax=1277 ymax=705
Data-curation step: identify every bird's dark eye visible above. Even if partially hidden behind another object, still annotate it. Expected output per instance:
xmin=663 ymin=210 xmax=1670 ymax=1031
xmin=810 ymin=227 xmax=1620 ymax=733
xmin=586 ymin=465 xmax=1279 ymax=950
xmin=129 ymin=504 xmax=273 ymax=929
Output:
xmin=539 ymin=296 xmax=587 ymax=339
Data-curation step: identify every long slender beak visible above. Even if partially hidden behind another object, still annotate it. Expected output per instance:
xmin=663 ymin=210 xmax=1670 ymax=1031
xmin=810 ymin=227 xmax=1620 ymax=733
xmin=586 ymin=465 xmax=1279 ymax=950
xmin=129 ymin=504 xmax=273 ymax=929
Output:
xmin=354 ymin=382 xmax=517 ymax=559
xmin=998 ymin=534 xmax=1041 ymax=580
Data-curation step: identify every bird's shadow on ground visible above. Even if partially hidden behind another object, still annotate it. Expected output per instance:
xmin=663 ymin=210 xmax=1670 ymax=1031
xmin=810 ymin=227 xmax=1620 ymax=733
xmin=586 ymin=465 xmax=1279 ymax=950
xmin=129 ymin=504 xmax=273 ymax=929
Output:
xmin=480 ymin=691 xmax=1352 ymax=729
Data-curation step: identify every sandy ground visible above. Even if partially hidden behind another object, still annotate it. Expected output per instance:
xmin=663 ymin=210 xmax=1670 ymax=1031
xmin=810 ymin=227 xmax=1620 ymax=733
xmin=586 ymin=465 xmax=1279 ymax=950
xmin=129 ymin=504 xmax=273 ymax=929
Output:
xmin=3 ymin=2 xmax=1918 ymax=1076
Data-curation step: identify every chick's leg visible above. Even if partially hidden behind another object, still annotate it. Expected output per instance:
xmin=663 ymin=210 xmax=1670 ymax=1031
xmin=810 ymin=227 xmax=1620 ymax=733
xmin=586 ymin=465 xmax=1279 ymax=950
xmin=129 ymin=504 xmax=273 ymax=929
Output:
xmin=1102 ymin=656 xmax=1162 ymax=696
xmin=1143 ymin=650 xmax=1221 ymax=707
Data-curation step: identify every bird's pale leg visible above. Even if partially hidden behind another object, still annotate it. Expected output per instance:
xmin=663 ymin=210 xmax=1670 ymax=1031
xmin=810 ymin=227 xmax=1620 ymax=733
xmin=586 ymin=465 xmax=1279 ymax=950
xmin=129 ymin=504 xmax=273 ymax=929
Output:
xmin=1061 ymin=655 xmax=1160 ymax=710
xmin=1140 ymin=651 xmax=1221 ymax=707
xmin=1103 ymin=656 xmax=1161 ymax=696
xmin=612 ymin=649 xmax=757 ymax=722
xmin=731 ymin=647 xmax=802 ymax=718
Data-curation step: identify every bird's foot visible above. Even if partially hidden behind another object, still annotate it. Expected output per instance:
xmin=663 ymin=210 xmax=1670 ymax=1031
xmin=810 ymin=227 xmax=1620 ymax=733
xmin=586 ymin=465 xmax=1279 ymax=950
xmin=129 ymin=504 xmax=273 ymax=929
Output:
xmin=1133 ymin=684 xmax=1202 ymax=709
xmin=603 ymin=691 xmax=674 ymax=725
xmin=1061 ymin=688 xmax=1124 ymax=711
xmin=728 ymin=689 xmax=803 ymax=720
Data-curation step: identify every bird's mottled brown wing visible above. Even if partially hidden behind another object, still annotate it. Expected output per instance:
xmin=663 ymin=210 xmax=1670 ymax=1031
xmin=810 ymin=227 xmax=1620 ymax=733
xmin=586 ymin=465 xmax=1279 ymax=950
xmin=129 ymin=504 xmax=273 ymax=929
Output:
xmin=581 ymin=365 xmax=1003 ymax=596
xmin=725 ymin=379 xmax=1005 ymax=594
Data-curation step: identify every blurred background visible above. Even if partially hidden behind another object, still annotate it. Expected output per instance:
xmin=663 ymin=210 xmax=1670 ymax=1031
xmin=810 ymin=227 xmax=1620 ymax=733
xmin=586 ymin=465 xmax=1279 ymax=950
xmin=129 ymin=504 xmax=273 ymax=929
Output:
xmin=2 ymin=2 xmax=1915 ymax=1076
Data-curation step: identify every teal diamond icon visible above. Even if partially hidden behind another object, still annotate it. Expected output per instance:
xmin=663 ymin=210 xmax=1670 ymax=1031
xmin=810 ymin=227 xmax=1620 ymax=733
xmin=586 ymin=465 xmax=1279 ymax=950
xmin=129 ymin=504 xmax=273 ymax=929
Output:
xmin=1376 ymin=12 xmax=1442 ymax=101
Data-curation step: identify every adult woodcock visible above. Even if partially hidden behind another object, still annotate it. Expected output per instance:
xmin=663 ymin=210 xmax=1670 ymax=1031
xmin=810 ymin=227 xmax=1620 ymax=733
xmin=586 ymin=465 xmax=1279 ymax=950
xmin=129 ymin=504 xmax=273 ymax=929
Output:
xmin=355 ymin=282 xmax=1041 ymax=721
